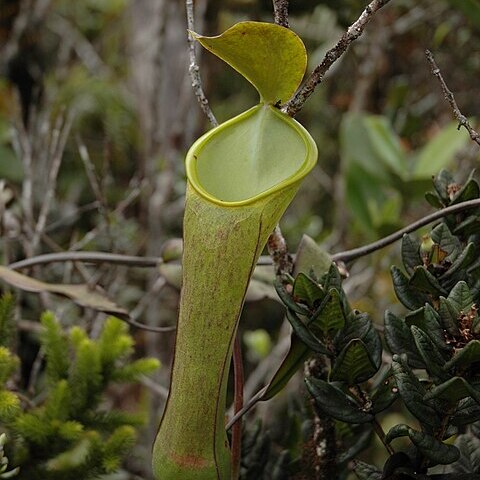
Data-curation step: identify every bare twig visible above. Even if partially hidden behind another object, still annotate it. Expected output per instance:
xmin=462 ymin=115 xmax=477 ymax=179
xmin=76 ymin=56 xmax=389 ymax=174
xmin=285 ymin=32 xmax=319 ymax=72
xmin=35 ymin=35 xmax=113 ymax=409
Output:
xmin=231 ymin=335 xmax=244 ymax=480
xmin=426 ymin=49 xmax=480 ymax=146
xmin=32 ymin=111 xmax=74 ymax=250
xmin=284 ymin=0 xmax=393 ymax=117
xmin=332 ymin=198 xmax=480 ymax=263
xmin=185 ymin=0 xmax=218 ymax=127
xmin=0 ymin=0 xmax=33 ymax=69
xmin=13 ymin=194 xmax=480 ymax=274
xmin=8 ymin=251 xmax=275 ymax=271
xmin=8 ymin=251 xmax=162 ymax=270
xmin=272 ymin=0 xmax=289 ymax=28
xmin=226 ymin=386 xmax=268 ymax=430
xmin=124 ymin=318 xmax=176 ymax=333
xmin=77 ymin=136 xmax=109 ymax=223
xmin=48 ymin=14 xmax=109 ymax=77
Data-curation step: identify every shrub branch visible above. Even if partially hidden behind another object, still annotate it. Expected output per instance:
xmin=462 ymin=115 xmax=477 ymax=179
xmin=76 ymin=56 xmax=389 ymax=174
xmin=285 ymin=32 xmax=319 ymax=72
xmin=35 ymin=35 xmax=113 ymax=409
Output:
xmin=284 ymin=0 xmax=393 ymax=117
xmin=426 ymin=49 xmax=480 ymax=146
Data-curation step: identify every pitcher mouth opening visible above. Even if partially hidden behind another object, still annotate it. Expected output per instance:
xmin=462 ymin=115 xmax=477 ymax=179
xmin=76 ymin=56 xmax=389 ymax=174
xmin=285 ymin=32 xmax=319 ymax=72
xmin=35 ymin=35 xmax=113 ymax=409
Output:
xmin=186 ymin=104 xmax=318 ymax=207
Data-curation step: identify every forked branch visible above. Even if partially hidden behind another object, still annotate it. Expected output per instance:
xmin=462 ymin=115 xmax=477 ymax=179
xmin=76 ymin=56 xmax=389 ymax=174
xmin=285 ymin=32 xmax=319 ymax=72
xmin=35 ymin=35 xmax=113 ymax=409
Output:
xmin=426 ymin=49 xmax=480 ymax=146
xmin=284 ymin=0 xmax=393 ymax=117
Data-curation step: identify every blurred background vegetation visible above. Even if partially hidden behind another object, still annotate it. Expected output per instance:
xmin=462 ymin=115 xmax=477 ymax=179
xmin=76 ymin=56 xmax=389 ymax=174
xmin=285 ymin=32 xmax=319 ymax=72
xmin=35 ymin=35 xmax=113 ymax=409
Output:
xmin=0 ymin=0 xmax=480 ymax=478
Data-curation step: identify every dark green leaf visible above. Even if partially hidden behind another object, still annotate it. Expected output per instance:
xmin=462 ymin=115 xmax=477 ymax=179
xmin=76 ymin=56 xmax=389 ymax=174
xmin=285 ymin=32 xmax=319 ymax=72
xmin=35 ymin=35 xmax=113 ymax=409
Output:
xmin=323 ymin=263 xmax=344 ymax=294
xmin=451 ymin=397 xmax=480 ymax=426
xmin=305 ymin=377 xmax=373 ymax=423
xmin=352 ymin=460 xmax=382 ymax=480
xmin=445 ymin=340 xmax=480 ymax=370
xmin=408 ymin=430 xmax=460 ymax=465
xmin=425 ymin=191 xmax=444 ymax=209
xmin=385 ymin=424 xmax=460 ymax=465
xmin=402 ymin=234 xmax=422 ymax=275
xmin=424 ymin=377 xmax=480 ymax=405
xmin=406 ymin=304 xmax=449 ymax=352
xmin=385 ymin=423 xmax=410 ymax=443
xmin=439 ymin=297 xmax=461 ymax=335
xmin=371 ymin=372 xmax=399 ymax=414
xmin=309 ymin=288 xmax=346 ymax=337
xmin=338 ymin=312 xmax=382 ymax=369
xmin=448 ymin=281 xmax=474 ymax=313
xmin=382 ymin=452 xmax=416 ymax=478
xmin=286 ymin=310 xmax=330 ymax=355
xmin=330 ymin=339 xmax=379 ymax=384
xmin=433 ymin=169 xmax=455 ymax=202
xmin=404 ymin=305 xmax=425 ymax=326
xmin=454 ymin=216 xmax=480 ymax=237
xmin=384 ymin=310 xmax=424 ymax=368
xmin=411 ymin=325 xmax=448 ymax=380
xmin=392 ymin=355 xmax=441 ymax=427
xmin=337 ymin=427 xmax=372 ymax=464
xmin=431 ymin=223 xmax=462 ymax=262
xmin=292 ymin=273 xmax=325 ymax=309
xmin=450 ymin=173 xmax=480 ymax=205
xmin=262 ymin=336 xmax=310 ymax=401
xmin=453 ymin=433 xmax=480 ymax=474
xmin=409 ymin=267 xmax=448 ymax=296
xmin=274 ymin=278 xmax=310 ymax=316
xmin=391 ymin=266 xmax=429 ymax=310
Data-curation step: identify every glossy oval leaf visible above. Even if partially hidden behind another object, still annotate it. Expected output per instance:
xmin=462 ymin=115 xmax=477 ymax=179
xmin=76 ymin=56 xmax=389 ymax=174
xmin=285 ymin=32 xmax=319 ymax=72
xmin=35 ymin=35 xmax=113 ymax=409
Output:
xmin=385 ymin=424 xmax=460 ymax=465
xmin=371 ymin=371 xmax=399 ymax=414
xmin=274 ymin=278 xmax=310 ymax=316
xmin=292 ymin=272 xmax=325 ymax=309
xmin=330 ymin=339 xmax=379 ymax=385
xmin=409 ymin=267 xmax=447 ymax=296
xmin=410 ymin=325 xmax=448 ymax=380
xmin=186 ymin=104 xmax=317 ymax=206
xmin=286 ymin=309 xmax=330 ymax=355
xmin=384 ymin=310 xmax=424 ymax=368
xmin=309 ymin=288 xmax=346 ymax=337
xmin=448 ymin=280 xmax=474 ymax=313
xmin=352 ymin=461 xmax=382 ymax=480
xmin=392 ymin=355 xmax=441 ymax=428
xmin=305 ymin=377 xmax=374 ymax=423
xmin=402 ymin=234 xmax=422 ymax=275
xmin=339 ymin=312 xmax=382 ymax=369
xmin=193 ymin=21 xmax=307 ymax=104
xmin=445 ymin=340 xmax=480 ymax=370
xmin=391 ymin=266 xmax=428 ymax=310
xmin=424 ymin=376 xmax=480 ymax=405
